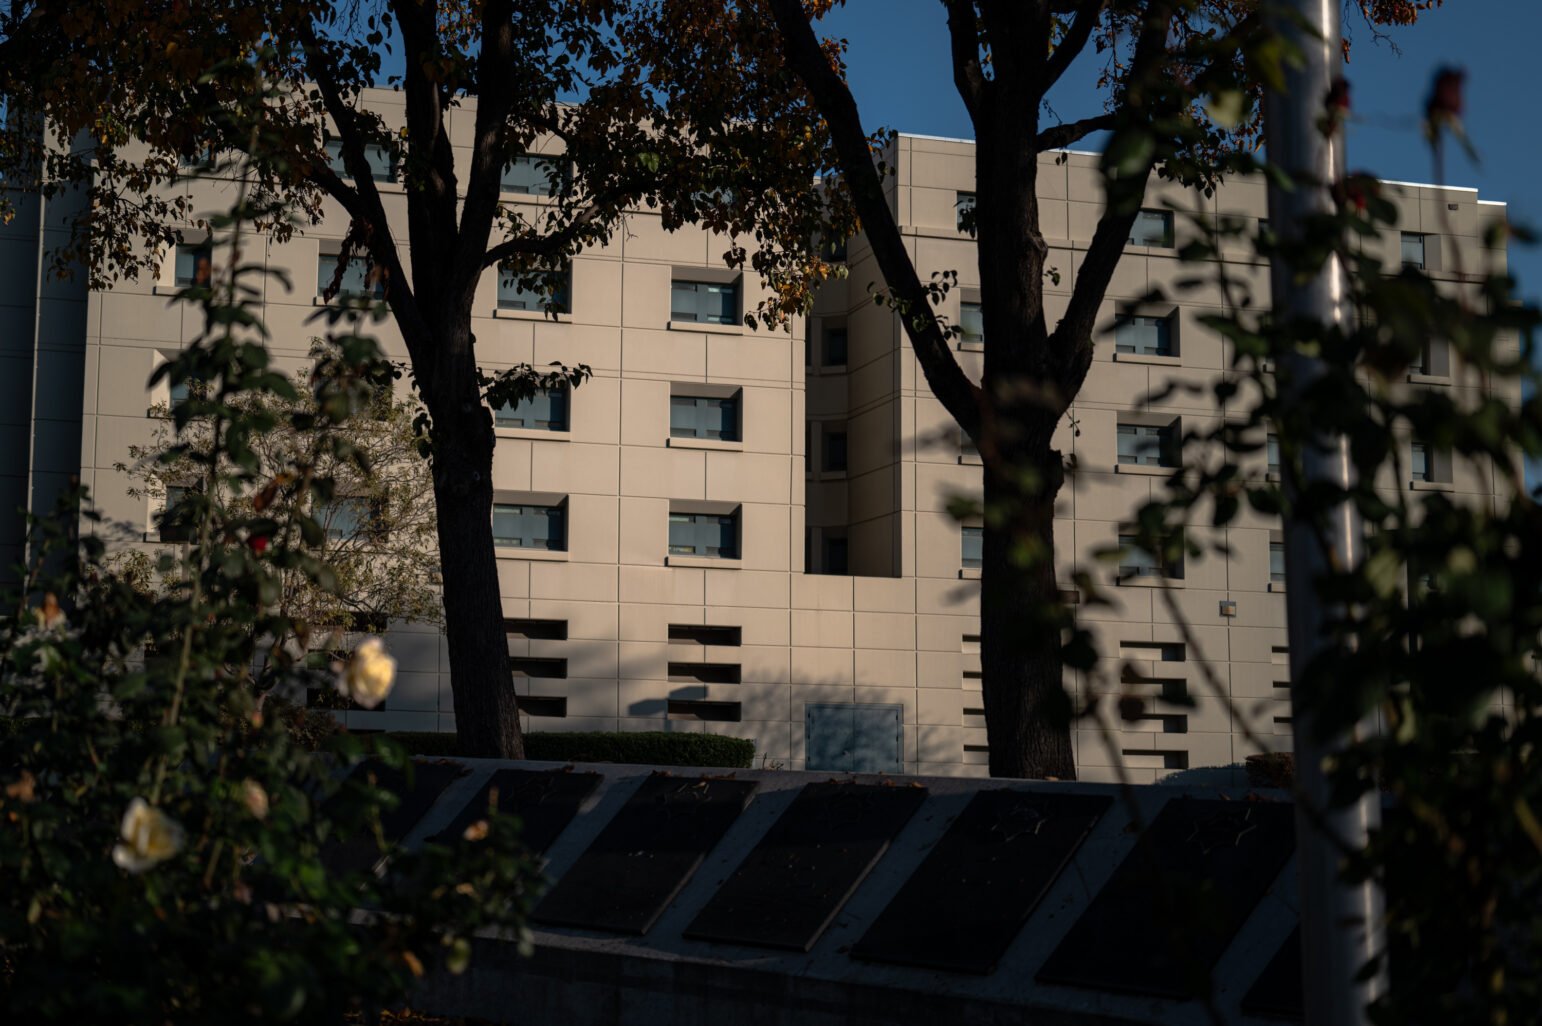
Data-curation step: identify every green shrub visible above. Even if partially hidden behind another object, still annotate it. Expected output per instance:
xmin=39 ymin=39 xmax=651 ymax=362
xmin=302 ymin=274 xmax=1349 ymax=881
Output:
xmin=385 ymin=730 xmax=755 ymax=768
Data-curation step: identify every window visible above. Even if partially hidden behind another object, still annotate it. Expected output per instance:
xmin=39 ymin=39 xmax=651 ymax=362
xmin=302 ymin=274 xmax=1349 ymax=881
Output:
xmin=492 ymin=503 xmax=566 ymax=551
xmin=1117 ymin=422 xmax=1177 ymax=467
xmin=498 ymin=266 xmax=570 ymax=312
xmin=1410 ymin=439 xmax=1431 ymax=482
xmin=1401 ymin=232 xmax=1428 ymax=270
xmin=317 ymin=252 xmax=384 ymax=300
xmin=822 ymin=426 xmax=848 ymax=473
xmin=1416 ymin=337 xmax=1450 ymax=377
xmin=670 ymin=394 xmax=739 ymax=441
xmin=959 ymin=301 xmax=985 ymax=347
xmin=1115 ymin=314 xmax=1173 ymax=357
xmin=961 ymin=526 xmax=983 ymax=569
xmin=960 ymin=430 xmax=979 ymax=461
xmin=495 ymin=388 xmax=568 ymax=431
xmin=510 ymin=657 xmax=567 ymax=679
xmin=1119 ymin=533 xmax=1179 ymax=579
xmin=956 ymin=191 xmax=977 ymax=233
xmin=317 ymin=496 xmax=378 ymax=543
xmin=174 ymin=242 xmax=213 ymax=288
xmin=667 ymin=624 xmax=742 ymax=646
xmin=158 ymin=485 xmax=198 ymax=543
xmin=168 ymin=377 xmax=198 ymax=409
xmin=1130 ymin=209 xmax=1174 ymax=248
xmin=325 ymin=137 xmax=395 ymax=183
xmin=668 ymin=662 xmax=741 ymax=684
xmin=1270 ymin=541 xmax=1286 ymax=584
xmin=824 ymin=534 xmax=849 ymax=575
xmin=669 ymin=510 xmax=739 ymax=559
xmin=822 ymin=325 xmax=848 ymax=367
xmin=179 ymin=148 xmax=218 ymax=172
xmin=671 ymin=278 xmax=738 ymax=325
xmin=1267 ymin=433 xmax=1281 ymax=476
xmin=821 ymin=236 xmax=848 ymax=263
xmin=505 ymin=617 xmax=568 ymax=640
xmin=501 ymin=153 xmax=571 ymax=196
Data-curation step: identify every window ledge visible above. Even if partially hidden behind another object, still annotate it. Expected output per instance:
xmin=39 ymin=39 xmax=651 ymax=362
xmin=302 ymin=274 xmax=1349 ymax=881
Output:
xmin=667 ymin=437 xmax=743 ymax=452
xmin=1410 ymin=480 xmax=1455 ymax=492
xmin=666 ymin=555 xmax=743 ymax=569
xmin=1114 ymin=463 xmax=1173 ymax=477
xmin=958 ymin=567 xmax=982 ymax=580
xmin=496 ymin=548 xmax=569 ymax=562
xmin=1407 ymin=372 xmax=1452 ymax=386
xmin=496 ymin=427 xmax=571 ymax=442
xmin=1268 ymin=581 xmax=1287 ymax=593
xmin=957 ymin=341 xmax=986 ymax=353
xmin=958 ymin=454 xmax=983 ymax=466
xmin=312 ymin=295 xmax=385 ymax=308
xmin=152 ymin=284 xmax=182 ymax=296
xmin=1117 ymin=576 xmax=1185 ymax=589
xmin=667 ymin=320 xmax=744 ymax=335
xmin=1113 ymin=352 xmax=1181 ymax=367
xmin=493 ymin=307 xmax=566 ymax=322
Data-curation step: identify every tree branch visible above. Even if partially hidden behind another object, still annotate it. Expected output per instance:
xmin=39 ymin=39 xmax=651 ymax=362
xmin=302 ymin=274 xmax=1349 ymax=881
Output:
xmin=943 ymin=0 xmax=986 ymax=122
xmin=766 ymin=0 xmax=982 ymax=437
xmin=1035 ymin=112 xmax=1117 ymax=152
xmin=1042 ymin=0 xmax=1105 ymax=92
xmin=456 ymin=0 xmax=518 ymax=281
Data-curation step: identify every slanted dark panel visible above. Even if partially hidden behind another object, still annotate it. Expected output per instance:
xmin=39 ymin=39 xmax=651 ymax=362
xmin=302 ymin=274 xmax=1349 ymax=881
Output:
xmin=667 ymin=661 xmax=740 ymax=684
xmin=668 ymin=624 xmax=742 ymax=646
xmin=1243 ymin=926 xmax=1303 ymax=1020
xmin=533 ymin=774 xmax=757 ymax=935
xmin=685 ymin=781 xmax=928 ymax=952
xmin=505 ymin=617 xmax=567 ymax=640
xmin=851 ymin=790 xmax=1112 ymax=974
xmin=1037 ymin=797 xmax=1295 ymax=999
xmin=431 ymin=768 xmax=602 ymax=854
xmin=667 ymin=699 xmax=741 ymax=722
xmin=322 ymin=759 xmax=467 ymax=874
xmin=518 ymin=695 xmax=568 ymax=718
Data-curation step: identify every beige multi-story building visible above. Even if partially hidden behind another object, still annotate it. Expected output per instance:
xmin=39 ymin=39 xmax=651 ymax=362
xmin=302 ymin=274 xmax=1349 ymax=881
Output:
xmin=0 ymin=98 xmax=1513 ymax=780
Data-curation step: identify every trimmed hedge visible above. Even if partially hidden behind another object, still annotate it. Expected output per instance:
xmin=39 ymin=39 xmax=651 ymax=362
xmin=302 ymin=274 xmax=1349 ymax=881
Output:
xmin=1244 ymin=751 xmax=1294 ymax=789
xmin=385 ymin=730 xmax=756 ymax=768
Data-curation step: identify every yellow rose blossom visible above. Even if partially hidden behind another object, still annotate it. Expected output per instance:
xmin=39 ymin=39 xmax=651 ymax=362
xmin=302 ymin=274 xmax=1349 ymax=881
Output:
xmin=241 ymin=779 xmax=269 ymax=820
xmin=334 ymin=636 xmax=397 ymax=709
xmin=111 ymin=798 xmax=185 ymax=873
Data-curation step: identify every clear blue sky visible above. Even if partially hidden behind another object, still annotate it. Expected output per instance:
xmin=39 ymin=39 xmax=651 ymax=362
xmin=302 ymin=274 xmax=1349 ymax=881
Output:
xmin=822 ymin=0 xmax=1538 ymax=298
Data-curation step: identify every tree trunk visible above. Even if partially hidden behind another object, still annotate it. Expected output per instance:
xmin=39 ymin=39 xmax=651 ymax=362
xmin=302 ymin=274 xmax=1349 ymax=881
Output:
xmin=424 ymin=327 xmax=525 ymax=760
xmin=979 ymin=451 xmax=1076 ymax=780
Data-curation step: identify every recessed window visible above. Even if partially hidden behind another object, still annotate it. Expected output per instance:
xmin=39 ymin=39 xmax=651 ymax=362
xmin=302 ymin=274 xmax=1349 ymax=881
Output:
xmin=316 ymin=496 xmax=379 ymax=543
xmin=500 ymin=153 xmax=572 ymax=196
xmin=822 ymin=425 xmax=848 ymax=473
xmin=1401 ymin=232 xmax=1428 ymax=270
xmin=822 ymin=325 xmax=848 ymax=367
xmin=1416 ymin=337 xmax=1450 ymax=377
xmin=824 ymin=534 xmax=849 ymax=575
xmin=671 ymin=278 xmax=738 ymax=326
xmin=821 ymin=235 xmax=848 ymax=263
xmin=670 ymin=393 xmax=739 ymax=441
xmin=325 ymin=137 xmax=396 ymax=183
xmin=959 ymin=301 xmax=985 ymax=347
xmin=667 ymin=699 xmax=742 ymax=722
xmin=498 ymin=265 xmax=570 ymax=312
xmin=317 ymin=252 xmax=384 ymax=300
xmin=956 ymin=191 xmax=977 ymax=233
xmin=158 ymin=485 xmax=198 ymax=543
xmin=510 ymin=657 xmax=567 ymax=679
xmin=667 ymin=662 xmax=741 ymax=684
xmin=960 ymin=430 xmax=979 ymax=461
xmin=517 ymin=696 xmax=568 ymax=718
xmin=1129 ymin=209 xmax=1174 ymax=248
xmin=1410 ymin=439 xmax=1431 ymax=482
xmin=495 ymin=388 xmax=569 ymax=431
xmin=1270 ymin=541 xmax=1286 ymax=584
xmin=961 ymin=525 xmax=983 ymax=569
xmin=1117 ymin=421 xmax=1178 ymax=467
xmin=174 ymin=242 xmax=213 ymax=288
xmin=669 ymin=510 xmax=739 ymax=559
xmin=1267 ymin=433 xmax=1281 ymax=476
xmin=1115 ymin=314 xmax=1173 ymax=357
xmin=493 ymin=502 xmax=566 ymax=551
xmin=1119 ymin=532 xmax=1180 ymax=580
xmin=667 ymin=624 xmax=742 ymax=646
xmin=167 ymin=376 xmax=199 ymax=410
xmin=505 ymin=617 xmax=568 ymax=640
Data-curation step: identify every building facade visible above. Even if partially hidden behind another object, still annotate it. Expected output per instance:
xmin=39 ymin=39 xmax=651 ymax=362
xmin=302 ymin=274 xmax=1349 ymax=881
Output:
xmin=0 ymin=96 xmax=1514 ymax=780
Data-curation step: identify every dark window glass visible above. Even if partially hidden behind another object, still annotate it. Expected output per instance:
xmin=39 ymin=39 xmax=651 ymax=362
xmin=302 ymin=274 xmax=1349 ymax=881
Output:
xmin=492 ymin=503 xmax=566 ymax=551
xmin=671 ymin=279 xmax=738 ymax=325
xmin=670 ymin=395 xmax=739 ymax=441
xmin=669 ymin=511 xmax=738 ymax=559
xmin=495 ymin=388 xmax=569 ymax=431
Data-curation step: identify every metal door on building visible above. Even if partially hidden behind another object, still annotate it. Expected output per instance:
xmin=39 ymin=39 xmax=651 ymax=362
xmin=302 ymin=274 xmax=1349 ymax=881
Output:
xmin=804 ymin=703 xmax=904 ymax=773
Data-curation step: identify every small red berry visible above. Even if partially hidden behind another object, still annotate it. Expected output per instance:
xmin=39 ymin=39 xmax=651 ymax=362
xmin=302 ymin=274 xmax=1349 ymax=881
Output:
xmin=248 ymin=535 xmax=269 ymax=555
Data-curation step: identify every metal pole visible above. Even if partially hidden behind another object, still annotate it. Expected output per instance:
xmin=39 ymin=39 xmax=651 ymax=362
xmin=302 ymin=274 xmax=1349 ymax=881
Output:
xmin=1262 ymin=2 xmax=1387 ymax=1024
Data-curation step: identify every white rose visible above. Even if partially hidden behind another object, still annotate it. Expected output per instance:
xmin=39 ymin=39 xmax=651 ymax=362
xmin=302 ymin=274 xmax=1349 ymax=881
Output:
xmin=241 ymin=779 xmax=269 ymax=820
xmin=335 ymin=636 xmax=396 ymax=710
xmin=112 ymin=798 xmax=185 ymax=873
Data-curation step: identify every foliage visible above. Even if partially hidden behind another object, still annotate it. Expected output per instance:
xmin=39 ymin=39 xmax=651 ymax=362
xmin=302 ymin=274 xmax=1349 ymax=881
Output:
xmin=0 ymin=198 xmax=543 ymax=1024
xmin=112 ymin=341 xmax=442 ymax=640
xmin=386 ymin=730 xmax=757 ymax=768
xmin=1105 ymin=67 xmax=1542 ymax=1024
